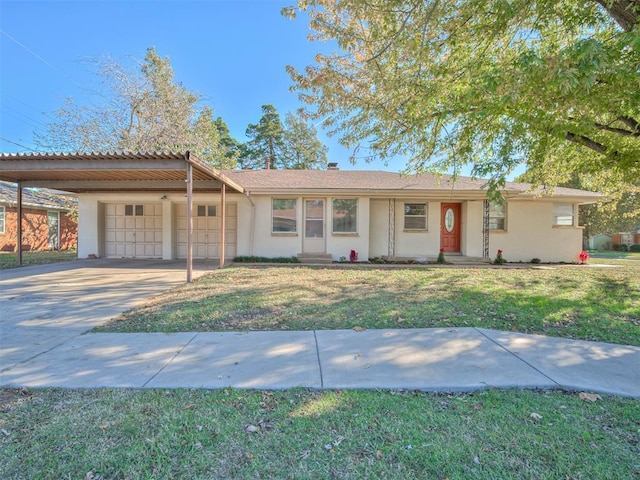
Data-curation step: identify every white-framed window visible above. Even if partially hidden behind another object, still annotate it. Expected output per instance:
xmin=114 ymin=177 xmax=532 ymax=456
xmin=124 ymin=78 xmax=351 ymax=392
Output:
xmin=272 ymin=198 xmax=297 ymax=233
xmin=553 ymin=203 xmax=575 ymax=226
xmin=404 ymin=203 xmax=427 ymax=230
xmin=332 ymin=198 xmax=358 ymax=233
xmin=0 ymin=206 xmax=4 ymax=234
xmin=489 ymin=202 xmax=506 ymax=231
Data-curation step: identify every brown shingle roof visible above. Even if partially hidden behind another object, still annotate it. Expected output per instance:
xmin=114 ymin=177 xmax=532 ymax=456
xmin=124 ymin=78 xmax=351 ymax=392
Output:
xmin=0 ymin=181 xmax=76 ymax=210
xmin=222 ymin=169 xmax=602 ymax=200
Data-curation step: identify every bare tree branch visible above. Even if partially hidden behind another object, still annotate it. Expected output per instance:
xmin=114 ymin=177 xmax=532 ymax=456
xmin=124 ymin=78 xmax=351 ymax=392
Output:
xmin=565 ymin=131 xmax=608 ymax=154
xmin=594 ymin=122 xmax=640 ymax=137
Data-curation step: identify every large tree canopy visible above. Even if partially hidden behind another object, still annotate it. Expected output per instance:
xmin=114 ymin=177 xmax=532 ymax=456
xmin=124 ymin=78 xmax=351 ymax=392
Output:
xmin=282 ymin=111 xmax=329 ymax=169
xmin=284 ymin=0 xmax=640 ymax=191
xmin=241 ymin=104 xmax=286 ymax=169
xmin=36 ymin=47 xmax=237 ymax=169
xmin=240 ymin=105 xmax=328 ymax=169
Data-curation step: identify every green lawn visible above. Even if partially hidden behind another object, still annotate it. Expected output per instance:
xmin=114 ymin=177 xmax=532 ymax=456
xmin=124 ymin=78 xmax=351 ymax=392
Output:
xmin=98 ymin=261 xmax=640 ymax=346
xmin=589 ymin=251 xmax=640 ymax=260
xmin=1 ymin=387 xmax=638 ymax=479
xmin=0 ymin=250 xmax=77 ymax=269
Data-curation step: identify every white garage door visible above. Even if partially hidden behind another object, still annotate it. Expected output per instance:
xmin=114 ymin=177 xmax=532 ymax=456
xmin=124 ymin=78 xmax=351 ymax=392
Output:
xmin=105 ymin=203 xmax=163 ymax=258
xmin=176 ymin=203 xmax=237 ymax=259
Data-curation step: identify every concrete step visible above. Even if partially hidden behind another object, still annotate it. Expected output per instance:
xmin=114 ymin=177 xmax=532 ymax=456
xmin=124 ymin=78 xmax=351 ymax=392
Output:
xmin=297 ymin=253 xmax=334 ymax=264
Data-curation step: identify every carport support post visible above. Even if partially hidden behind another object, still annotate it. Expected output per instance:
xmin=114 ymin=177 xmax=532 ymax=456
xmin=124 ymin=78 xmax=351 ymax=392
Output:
xmin=16 ymin=181 xmax=23 ymax=266
xmin=186 ymin=162 xmax=193 ymax=283
xmin=220 ymin=184 xmax=226 ymax=268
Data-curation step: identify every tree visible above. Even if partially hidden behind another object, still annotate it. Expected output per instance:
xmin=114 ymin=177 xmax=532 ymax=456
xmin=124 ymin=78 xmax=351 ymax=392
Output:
xmin=36 ymin=47 xmax=237 ymax=169
xmin=240 ymin=104 xmax=286 ymax=169
xmin=284 ymin=1 xmax=640 ymax=192
xmin=214 ymin=117 xmax=242 ymax=167
xmin=282 ymin=112 xmax=328 ymax=169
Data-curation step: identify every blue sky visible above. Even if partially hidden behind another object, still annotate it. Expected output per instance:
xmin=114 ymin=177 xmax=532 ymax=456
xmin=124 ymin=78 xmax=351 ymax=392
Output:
xmin=0 ymin=0 xmax=407 ymax=171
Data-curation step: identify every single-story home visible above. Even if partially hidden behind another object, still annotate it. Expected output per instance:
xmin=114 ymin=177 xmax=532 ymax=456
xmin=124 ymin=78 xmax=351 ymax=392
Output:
xmin=0 ymin=152 xmax=602 ymax=274
xmin=0 ymin=180 xmax=77 ymax=252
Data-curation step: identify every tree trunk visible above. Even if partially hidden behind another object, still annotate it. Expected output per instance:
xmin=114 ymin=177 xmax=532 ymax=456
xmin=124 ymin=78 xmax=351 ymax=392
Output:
xmin=594 ymin=0 xmax=640 ymax=32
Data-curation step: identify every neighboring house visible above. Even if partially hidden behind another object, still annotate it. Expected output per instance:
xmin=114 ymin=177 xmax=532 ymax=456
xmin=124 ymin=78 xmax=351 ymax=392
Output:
xmin=612 ymin=225 xmax=640 ymax=248
xmin=0 ymin=181 xmax=77 ymax=252
xmin=0 ymin=152 xmax=602 ymax=264
xmin=588 ymin=233 xmax=613 ymax=251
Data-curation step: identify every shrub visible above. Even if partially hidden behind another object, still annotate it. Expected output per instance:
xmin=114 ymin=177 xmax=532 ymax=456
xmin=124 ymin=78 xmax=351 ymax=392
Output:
xmin=233 ymin=256 xmax=300 ymax=263
xmin=493 ymin=249 xmax=506 ymax=265
xmin=437 ymin=248 xmax=446 ymax=264
xmin=369 ymin=256 xmax=387 ymax=264
xmin=531 ymin=258 xmax=541 ymax=264
xmin=629 ymin=244 xmax=640 ymax=252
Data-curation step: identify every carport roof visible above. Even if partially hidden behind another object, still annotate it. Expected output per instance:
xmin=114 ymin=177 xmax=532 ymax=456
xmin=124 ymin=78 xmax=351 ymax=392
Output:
xmin=0 ymin=151 xmax=244 ymax=194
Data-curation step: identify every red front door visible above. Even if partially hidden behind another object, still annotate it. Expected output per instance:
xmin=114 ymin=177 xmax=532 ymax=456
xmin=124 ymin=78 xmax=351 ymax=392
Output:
xmin=440 ymin=203 xmax=461 ymax=252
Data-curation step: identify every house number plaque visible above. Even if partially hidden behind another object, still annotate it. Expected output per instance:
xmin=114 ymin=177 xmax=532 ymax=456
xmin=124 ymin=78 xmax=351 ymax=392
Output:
xmin=444 ymin=208 xmax=455 ymax=232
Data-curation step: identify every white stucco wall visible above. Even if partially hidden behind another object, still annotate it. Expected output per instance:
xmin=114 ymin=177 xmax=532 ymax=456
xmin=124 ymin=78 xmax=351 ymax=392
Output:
xmin=77 ymin=197 xmax=100 ymax=259
xmin=243 ymin=195 xmax=370 ymax=261
xmin=247 ymin=195 xmax=302 ymax=258
xmin=235 ymin=195 xmax=255 ymax=257
xmin=462 ymin=200 xmax=484 ymax=258
xmin=489 ymin=201 xmax=583 ymax=263
xmin=328 ymin=196 xmax=370 ymax=261
xmin=392 ymin=199 xmax=440 ymax=261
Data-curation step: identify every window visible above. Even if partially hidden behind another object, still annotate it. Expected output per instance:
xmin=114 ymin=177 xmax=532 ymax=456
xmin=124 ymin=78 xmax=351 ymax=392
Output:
xmin=272 ymin=199 xmax=297 ymax=233
xmin=0 ymin=206 xmax=4 ymax=234
xmin=332 ymin=198 xmax=358 ymax=233
xmin=489 ymin=202 xmax=506 ymax=230
xmin=197 ymin=205 xmax=217 ymax=217
xmin=47 ymin=211 xmax=60 ymax=249
xmin=404 ymin=203 xmax=427 ymax=230
xmin=553 ymin=203 xmax=574 ymax=226
xmin=124 ymin=204 xmax=144 ymax=216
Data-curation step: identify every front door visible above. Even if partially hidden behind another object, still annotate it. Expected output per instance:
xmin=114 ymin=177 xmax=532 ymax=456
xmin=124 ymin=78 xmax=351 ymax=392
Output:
xmin=303 ymin=199 xmax=325 ymax=253
xmin=440 ymin=203 xmax=461 ymax=252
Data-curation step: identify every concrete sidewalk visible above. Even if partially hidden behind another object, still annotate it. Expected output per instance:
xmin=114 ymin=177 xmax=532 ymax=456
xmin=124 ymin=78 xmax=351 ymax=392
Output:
xmin=2 ymin=327 xmax=639 ymax=397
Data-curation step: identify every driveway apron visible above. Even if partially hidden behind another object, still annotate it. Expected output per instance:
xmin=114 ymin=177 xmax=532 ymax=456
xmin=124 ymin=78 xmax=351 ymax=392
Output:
xmin=0 ymin=259 xmax=210 ymax=374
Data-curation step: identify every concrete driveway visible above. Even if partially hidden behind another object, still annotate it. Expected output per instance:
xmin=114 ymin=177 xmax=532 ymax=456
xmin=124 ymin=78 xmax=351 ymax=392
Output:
xmin=0 ymin=258 xmax=212 ymax=373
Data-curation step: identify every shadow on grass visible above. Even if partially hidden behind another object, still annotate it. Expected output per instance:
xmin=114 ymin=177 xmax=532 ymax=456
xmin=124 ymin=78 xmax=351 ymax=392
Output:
xmin=96 ymin=266 xmax=640 ymax=346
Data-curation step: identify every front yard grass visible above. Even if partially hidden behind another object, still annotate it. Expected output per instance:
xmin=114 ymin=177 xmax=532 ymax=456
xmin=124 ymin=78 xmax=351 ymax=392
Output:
xmin=1 ymin=387 xmax=638 ymax=479
xmin=98 ymin=261 xmax=640 ymax=346
xmin=0 ymin=250 xmax=77 ymax=269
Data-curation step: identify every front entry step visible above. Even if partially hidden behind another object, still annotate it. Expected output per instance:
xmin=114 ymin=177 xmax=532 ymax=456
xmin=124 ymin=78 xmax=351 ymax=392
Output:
xmin=297 ymin=253 xmax=333 ymax=264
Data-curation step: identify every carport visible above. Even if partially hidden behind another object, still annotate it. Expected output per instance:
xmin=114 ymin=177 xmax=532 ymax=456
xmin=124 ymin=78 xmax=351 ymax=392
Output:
xmin=0 ymin=151 xmax=244 ymax=282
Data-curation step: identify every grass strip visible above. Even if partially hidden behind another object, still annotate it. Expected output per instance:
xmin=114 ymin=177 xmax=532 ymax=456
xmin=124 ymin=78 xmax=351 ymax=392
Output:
xmin=0 ymin=250 xmax=77 ymax=269
xmin=1 ymin=387 xmax=638 ymax=479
